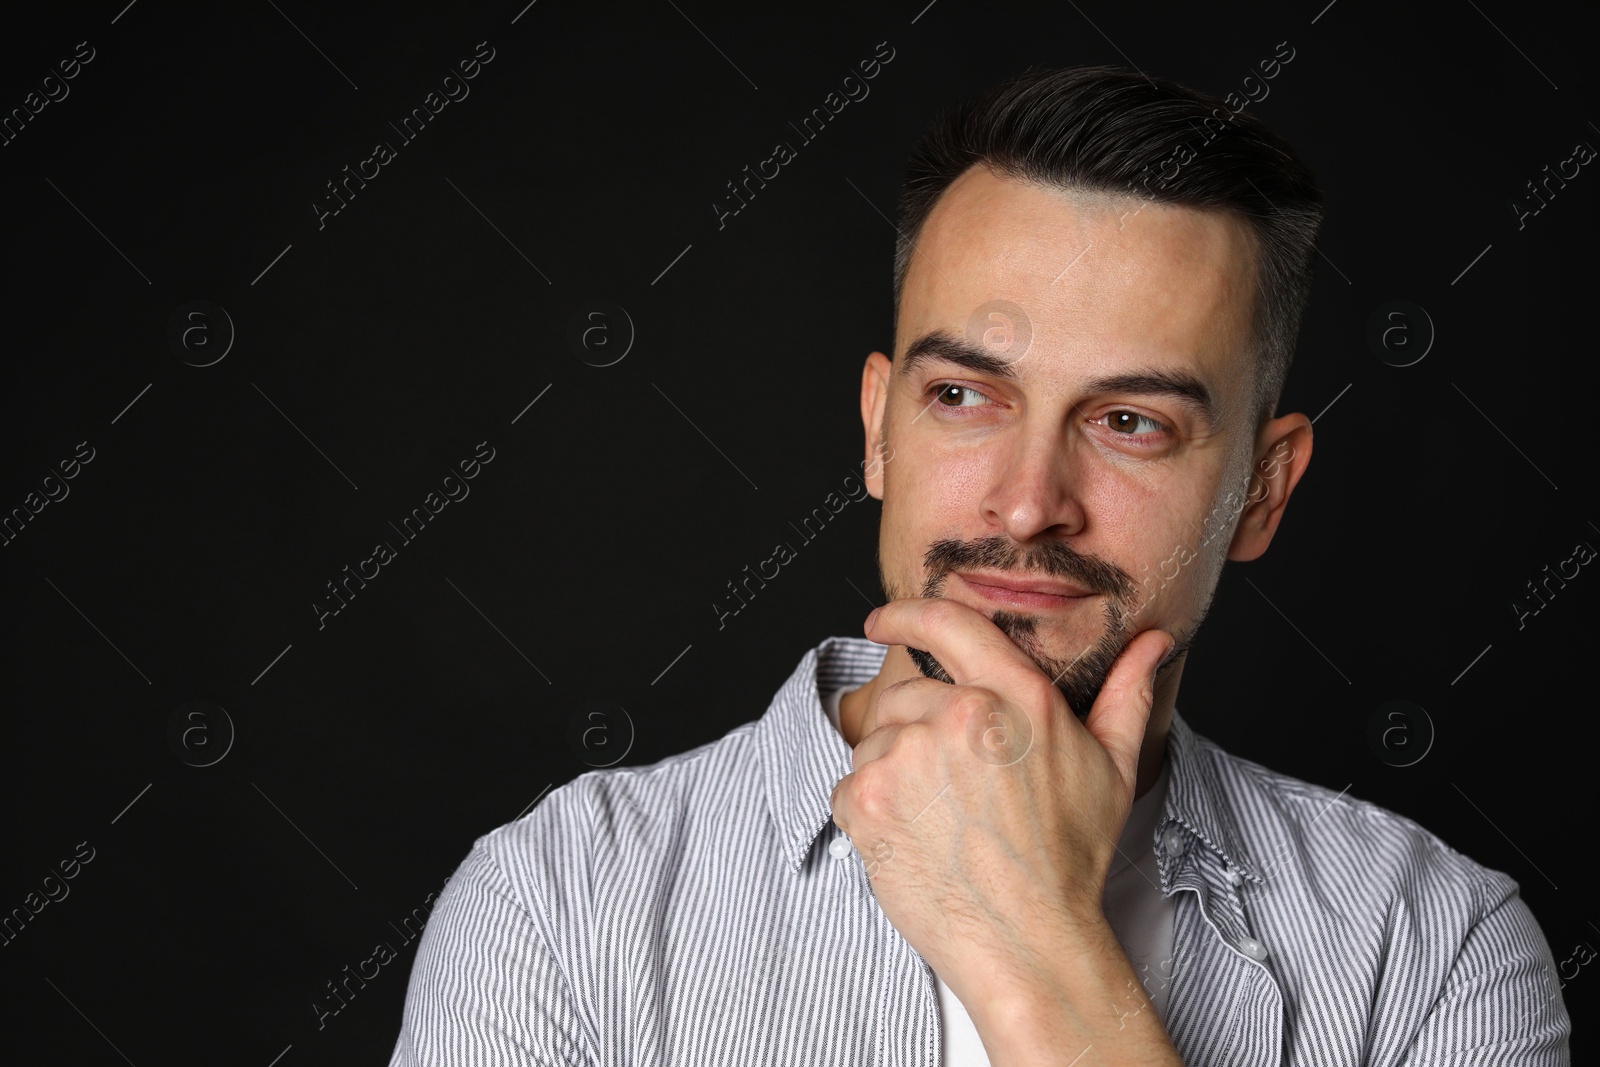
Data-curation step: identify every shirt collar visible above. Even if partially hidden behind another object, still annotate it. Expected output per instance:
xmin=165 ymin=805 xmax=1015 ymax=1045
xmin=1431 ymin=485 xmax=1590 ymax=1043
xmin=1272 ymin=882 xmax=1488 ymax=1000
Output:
xmin=756 ymin=636 xmax=882 ymax=873
xmin=755 ymin=634 xmax=1263 ymax=884
xmin=1160 ymin=708 xmax=1266 ymax=885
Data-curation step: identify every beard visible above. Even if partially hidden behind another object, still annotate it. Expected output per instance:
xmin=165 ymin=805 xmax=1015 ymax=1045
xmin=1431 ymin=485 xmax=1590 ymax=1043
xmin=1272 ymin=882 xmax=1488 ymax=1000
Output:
xmin=880 ymin=534 xmax=1200 ymax=718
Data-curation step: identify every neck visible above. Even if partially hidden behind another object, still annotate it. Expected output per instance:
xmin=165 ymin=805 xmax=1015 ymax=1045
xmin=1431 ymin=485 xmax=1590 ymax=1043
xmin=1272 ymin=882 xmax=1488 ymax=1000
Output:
xmin=837 ymin=644 xmax=1182 ymax=799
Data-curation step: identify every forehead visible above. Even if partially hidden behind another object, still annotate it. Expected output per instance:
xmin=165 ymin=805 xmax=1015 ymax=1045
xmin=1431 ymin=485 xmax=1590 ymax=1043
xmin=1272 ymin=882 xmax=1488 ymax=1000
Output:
xmin=899 ymin=165 xmax=1260 ymax=410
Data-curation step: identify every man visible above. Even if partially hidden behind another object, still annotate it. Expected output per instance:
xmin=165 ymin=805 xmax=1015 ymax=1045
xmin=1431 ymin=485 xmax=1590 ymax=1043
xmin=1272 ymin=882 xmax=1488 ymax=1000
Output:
xmin=389 ymin=65 xmax=1571 ymax=1065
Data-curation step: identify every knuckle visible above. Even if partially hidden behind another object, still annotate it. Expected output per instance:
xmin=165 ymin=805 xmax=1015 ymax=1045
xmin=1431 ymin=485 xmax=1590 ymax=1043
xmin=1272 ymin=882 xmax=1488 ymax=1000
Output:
xmin=947 ymin=686 xmax=994 ymax=726
xmin=851 ymin=765 xmax=892 ymax=821
xmin=894 ymin=720 xmax=935 ymax=758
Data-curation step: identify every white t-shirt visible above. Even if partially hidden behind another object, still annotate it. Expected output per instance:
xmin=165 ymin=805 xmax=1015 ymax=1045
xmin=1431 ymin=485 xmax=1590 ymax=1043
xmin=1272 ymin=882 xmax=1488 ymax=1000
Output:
xmin=821 ymin=685 xmax=1175 ymax=1066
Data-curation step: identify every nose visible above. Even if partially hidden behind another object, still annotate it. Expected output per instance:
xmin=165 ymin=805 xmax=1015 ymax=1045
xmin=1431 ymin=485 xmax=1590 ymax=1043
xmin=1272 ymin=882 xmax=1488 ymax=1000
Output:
xmin=978 ymin=427 xmax=1086 ymax=543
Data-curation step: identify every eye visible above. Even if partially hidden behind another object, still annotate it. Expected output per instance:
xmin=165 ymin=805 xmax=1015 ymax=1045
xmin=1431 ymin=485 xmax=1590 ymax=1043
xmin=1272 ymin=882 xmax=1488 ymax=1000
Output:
xmin=1101 ymin=410 xmax=1169 ymax=436
xmin=926 ymin=383 xmax=993 ymax=408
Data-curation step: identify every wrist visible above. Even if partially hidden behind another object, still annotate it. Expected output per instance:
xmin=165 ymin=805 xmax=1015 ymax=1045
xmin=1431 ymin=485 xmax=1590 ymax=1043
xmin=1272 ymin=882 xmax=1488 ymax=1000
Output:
xmin=964 ymin=917 xmax=1122 ymax=1032
xmin=965 ymin=920 xmax=1181 ymax=1067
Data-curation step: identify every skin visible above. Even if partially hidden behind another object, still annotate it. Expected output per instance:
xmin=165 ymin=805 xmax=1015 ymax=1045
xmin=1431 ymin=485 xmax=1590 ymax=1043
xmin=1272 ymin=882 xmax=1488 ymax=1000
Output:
xmin=829 ymin=164 xmax=1314 ymax=1064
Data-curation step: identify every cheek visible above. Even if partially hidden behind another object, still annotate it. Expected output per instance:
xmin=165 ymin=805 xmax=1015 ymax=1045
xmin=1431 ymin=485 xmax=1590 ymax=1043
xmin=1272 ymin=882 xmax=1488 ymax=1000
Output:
xmin=1081 ymin=471 xmax=1172 ymax=551
xmin=879 ymin=450 xmax=991 ymax=589
xmin=884 ymin=444 xmax=991 ymax=526
xmin=1093 ymin=482 xmax=1222 ymax=604
xmin=922 ymin=452 xmax=991 ymax=522
xmin=883 ymin=451 xmax=992 ymax=566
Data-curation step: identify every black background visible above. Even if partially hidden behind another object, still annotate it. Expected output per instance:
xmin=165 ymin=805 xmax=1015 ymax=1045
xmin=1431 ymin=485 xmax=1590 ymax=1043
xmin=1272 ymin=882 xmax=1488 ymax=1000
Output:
xmin=1 ymin=0 xmax=1595 ymax=1062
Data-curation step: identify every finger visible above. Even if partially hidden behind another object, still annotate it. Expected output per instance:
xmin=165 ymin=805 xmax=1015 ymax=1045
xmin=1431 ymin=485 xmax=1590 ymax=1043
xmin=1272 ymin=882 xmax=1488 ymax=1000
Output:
xmin=862 ymin=675 xmax=967 ymax=737
xmin=849 ymin=721 xmax=905 ymax=772
xmin=828 ymin=774 xmax=852 ymax=831
xmin=1082 ymin=628 xmax=1173 ymax=791
xmin=864 ymin=597 xmax=1045 ymax=694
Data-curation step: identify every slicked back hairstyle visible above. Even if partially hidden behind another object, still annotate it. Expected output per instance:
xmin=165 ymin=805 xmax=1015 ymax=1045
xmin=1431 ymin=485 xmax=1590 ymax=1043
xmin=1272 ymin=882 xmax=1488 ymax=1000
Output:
xmin=892 ymin=64 xmax=1324 ymax=428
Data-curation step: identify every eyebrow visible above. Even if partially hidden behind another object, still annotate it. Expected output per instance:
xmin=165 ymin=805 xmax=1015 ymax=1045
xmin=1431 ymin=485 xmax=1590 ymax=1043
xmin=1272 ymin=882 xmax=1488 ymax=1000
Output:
xmin=899 ymin=328 xmax=1221 ymax=431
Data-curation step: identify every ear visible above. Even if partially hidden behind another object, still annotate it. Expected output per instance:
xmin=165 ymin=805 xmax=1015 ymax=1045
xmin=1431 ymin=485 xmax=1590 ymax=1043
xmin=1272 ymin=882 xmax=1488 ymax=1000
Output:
xmin=860 ymin=352 xmax=893 ymax=500
xmin=1227 ymin=414 xmax=1312 ymax=562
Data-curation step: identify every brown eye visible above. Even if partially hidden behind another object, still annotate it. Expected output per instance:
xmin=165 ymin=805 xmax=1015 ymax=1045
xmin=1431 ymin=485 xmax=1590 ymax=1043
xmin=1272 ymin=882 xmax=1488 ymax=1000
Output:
xmin=1106 ymin=411 xmax=1164 ymax=434
xmin=931 ymin=384 xmax=989 ymax=407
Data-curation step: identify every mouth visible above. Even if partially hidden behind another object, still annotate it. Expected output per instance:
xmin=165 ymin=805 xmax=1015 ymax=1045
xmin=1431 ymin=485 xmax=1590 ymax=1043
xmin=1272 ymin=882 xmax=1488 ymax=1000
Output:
xmin=950 ymin=570 xmax=1095 ymax=610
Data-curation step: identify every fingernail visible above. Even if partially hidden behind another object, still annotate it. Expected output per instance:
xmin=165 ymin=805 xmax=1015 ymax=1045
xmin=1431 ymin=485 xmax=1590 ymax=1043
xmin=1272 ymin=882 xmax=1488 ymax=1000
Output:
xmin=864 ymin=608 xmax=880 ymax=633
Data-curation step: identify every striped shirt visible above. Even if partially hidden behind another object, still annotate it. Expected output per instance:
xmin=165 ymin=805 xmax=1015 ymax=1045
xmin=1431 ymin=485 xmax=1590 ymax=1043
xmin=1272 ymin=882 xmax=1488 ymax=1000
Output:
xmin=389 ymin=635 xmax=1572 ymax=1065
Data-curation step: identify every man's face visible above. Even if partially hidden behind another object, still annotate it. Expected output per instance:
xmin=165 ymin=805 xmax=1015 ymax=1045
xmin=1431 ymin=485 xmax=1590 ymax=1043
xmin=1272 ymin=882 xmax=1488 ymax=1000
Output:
xmin=862 ymin=165 xmax=1269 ymax=716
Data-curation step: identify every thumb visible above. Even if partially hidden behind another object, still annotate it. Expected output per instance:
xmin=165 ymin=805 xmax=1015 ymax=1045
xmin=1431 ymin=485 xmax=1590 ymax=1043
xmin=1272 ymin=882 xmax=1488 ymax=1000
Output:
xmin=1082 ymin=628 xmax=1173 ymax=791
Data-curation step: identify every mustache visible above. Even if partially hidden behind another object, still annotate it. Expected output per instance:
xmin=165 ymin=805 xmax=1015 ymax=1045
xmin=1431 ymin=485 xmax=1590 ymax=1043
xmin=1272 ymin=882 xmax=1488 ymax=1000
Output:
xmin=920 ymin=536 xmax=1135 ymax=602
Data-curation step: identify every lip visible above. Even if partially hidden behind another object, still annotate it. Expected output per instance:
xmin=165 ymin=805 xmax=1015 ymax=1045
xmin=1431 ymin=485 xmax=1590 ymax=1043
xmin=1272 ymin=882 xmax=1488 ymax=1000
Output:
xmin=952 ymin=570 xmax=1094 ymax=609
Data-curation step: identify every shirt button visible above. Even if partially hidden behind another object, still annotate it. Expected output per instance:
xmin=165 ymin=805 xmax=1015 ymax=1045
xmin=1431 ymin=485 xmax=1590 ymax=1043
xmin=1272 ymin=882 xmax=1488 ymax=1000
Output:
xmin=1224 ymin=866 xmax=1243 ymax=886
xmin=1160 ymin=825 xmax=1185 ymax=858
xmin=828 ymin=834 xmax=852 ymax=859
xmin=1238 ymin=936 xmax=1269 ymax=962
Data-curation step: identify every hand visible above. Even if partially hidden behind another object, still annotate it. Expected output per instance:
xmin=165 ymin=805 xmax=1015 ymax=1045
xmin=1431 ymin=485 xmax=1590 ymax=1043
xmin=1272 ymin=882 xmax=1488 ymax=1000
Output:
xmin=829 ymin=596 xmax=1173 ymax=1022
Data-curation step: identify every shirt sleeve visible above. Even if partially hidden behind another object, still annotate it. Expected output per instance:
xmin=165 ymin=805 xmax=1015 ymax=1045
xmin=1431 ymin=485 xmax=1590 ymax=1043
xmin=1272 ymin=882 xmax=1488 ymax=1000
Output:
xmin=1399 ymin=875 xmax=1571 ymax=1066
xmin=388 ymin=843 xmax=596 ymax=1067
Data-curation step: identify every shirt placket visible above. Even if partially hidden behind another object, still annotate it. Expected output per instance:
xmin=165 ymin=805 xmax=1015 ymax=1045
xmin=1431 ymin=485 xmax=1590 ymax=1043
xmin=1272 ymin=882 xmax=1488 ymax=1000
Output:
xmin=826 ymin=832 xmax=939 ymax=1067
xmin=1160 ymin=820 xmax=1286 ymax=1066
